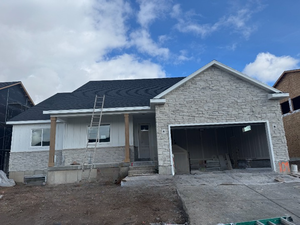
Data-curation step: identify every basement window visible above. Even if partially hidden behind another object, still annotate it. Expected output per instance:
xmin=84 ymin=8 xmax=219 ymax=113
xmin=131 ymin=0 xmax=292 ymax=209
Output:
xmin=31 ymin=128 xmax=50 ymax=147
xmin=280 ymin=101 xmax=290 ymax=114
xmin=88 ymin=125 xmax=110 ymax=143
xmin=292 ymin=96 xmax=300 ymax=111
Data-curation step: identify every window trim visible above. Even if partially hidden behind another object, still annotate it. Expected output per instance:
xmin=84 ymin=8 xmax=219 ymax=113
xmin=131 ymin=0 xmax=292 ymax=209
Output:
xmin=87 ymin=124 xmax=111 ymax=144
xmin=30 ymin=128 xmax=51 ymax=147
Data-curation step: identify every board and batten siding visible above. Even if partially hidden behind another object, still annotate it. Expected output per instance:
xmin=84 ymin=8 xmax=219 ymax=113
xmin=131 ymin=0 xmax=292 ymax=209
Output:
xmin=10 ymin=115 xmax=133 ymax=153
xmin=63 ymin=115 xmax=133 ymax=149
xmin=10 ymin=122 xmax=64 ymax=153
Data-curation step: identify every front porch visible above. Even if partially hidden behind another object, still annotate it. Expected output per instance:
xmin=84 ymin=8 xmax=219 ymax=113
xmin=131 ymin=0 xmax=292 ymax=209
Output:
xmin=46 ymin=113 xmax=158 ymax=184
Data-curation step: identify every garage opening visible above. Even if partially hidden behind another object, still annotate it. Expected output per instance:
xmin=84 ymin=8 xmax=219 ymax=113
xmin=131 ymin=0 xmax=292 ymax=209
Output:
xmin=171 ymin=122 xmax=272 ymax=174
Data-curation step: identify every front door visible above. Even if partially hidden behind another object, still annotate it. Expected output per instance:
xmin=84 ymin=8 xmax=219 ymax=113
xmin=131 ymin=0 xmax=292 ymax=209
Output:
xmin=138 ymin=124 xmax=150 ymax=160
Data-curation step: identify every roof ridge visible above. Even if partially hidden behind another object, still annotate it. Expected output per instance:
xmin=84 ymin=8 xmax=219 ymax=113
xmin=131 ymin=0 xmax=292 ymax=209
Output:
xmin=87 ymin=76 xmax=185 ymax=82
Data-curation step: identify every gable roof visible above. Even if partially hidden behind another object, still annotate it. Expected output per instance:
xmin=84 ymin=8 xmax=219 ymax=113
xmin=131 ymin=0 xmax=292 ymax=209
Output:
xmin=0 ymin=81 xmax=20 ymax=90
xmin=9 ymin=77 xmax=184 ymax=122
xmin=154 ymin=60 xmax=282 ymax=99
xmin=273 ymin=69 xmax=300 ymax=88
xmin=0 ymin=81 xmax=35 ymax=106
xmin=8 ymin=60 xmax=286 ymax=124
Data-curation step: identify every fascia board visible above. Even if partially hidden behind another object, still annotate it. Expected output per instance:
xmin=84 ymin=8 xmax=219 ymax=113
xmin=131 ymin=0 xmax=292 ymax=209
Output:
xmin=7 ymin=120 xmax=51 ymax=125
xmin=150 ymin=99 xmax=166 ymax=105
xmin=43 ymin=106 xmax=151 ymax=115
xmin=268 ymin=93 xmax=289 ymax=100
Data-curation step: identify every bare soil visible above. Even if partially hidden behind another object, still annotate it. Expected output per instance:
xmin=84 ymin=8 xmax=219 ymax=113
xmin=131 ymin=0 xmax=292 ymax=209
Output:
xmin=0 ymin=182 xmax=187 ymax=225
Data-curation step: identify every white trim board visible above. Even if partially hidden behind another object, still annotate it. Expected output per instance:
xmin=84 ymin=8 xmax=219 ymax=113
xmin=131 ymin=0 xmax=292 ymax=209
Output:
xmin=51 ymin=110 xmax=155 ymax=118
xmin=7 ymin=120 xmax=51 ymax=125
xmin=268 ymin=93 xmax=289 ymax=100
xmin=43 ymin=106 xmax=152 ymax=115
xmin=167 ymin=120 xmax=275 ymax=175
xmin=154 ymin=60 xmax=282 ymax=99
xmin=169 ymin=120 xmax=268 ymax=127
xmin=7 ymin=119 xmax=65 ymax=125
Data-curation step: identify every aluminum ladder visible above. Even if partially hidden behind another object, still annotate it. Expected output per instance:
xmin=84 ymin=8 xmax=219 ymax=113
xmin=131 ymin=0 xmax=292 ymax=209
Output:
xmin=223 ymin=216 xmax=296 ymax=225
xmin=82 ymin=95 xmax=105 ymax=179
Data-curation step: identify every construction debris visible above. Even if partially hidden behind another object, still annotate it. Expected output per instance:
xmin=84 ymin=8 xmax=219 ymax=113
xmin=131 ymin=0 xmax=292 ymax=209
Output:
xmin=274 ymin=177 xmax=285 ymax=183
xmin=0 ymin=170 xmax=15 ymax=187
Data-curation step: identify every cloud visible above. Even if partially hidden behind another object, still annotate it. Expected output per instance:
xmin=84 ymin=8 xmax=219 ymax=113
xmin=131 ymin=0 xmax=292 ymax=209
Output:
xmin=130 ymin=29 xmax=169 ymax=59
xmin=136 ymin=0 xmax=170 ymax=28
xmin=85 ymin=54 xmax=166 ymax=80
xmin=171 ymin=3 xmax=259 ymax=38
xmin=219 ymin=43 xmax=237 ymax=51
xmin=243 ymin=52 xmax=299 ymax=83
xmin=175 ymin=50 xmax=193 ymax=64
xmin=0 ymin=0 xmax=167 ymax=103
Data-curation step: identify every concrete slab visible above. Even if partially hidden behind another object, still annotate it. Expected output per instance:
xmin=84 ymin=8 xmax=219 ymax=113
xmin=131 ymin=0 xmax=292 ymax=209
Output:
xmin=121 ymin=170 xmax=300 ymax=225
xmin=175 ymin=171 xmax=300 ymax=225
xmin=122 ymin=175 xmax=174 ymax=187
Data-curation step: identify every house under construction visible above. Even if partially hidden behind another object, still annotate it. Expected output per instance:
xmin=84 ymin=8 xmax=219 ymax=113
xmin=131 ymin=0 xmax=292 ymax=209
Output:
xmin=0 ymin=82 xmax=34 ymax=174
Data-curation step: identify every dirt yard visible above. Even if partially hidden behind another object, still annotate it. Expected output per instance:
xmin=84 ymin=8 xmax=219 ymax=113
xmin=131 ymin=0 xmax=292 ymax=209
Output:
xmin=0 ymin=181 xmax=187 ymax=225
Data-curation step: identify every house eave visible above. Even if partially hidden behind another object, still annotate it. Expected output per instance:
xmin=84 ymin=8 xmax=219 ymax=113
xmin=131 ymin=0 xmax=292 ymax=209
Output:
xmin=268 ymin=93 xmax=289 ymax=100
xmin=43 ymin=106 xmax=152 ymax=115
xmin=6 ymin=120 xmax=51 ymax=125
xmin=150 ymin=99 xmax=166 ymax=105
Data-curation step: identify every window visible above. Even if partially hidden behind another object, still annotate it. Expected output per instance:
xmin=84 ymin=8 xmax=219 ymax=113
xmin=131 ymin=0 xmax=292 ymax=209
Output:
xmin=88 ymin=125 xmax=110 ymax=143
xmin=141 ymin=125 xmax=149 ymax=131
xmin=31 ymin=128 xmax=50 ymax=146
xmin=292 ymin=96 xmax=300 ymax=111
xmin=280 ymin=101 xmax=290 ymax=115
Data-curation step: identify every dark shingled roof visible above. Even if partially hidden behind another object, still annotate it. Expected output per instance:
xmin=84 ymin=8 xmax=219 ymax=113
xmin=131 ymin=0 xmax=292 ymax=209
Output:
xmin=0 ymin=81 xmax=20 ymax=90
xmin=9 ymin=77 xmax=184 ymax=122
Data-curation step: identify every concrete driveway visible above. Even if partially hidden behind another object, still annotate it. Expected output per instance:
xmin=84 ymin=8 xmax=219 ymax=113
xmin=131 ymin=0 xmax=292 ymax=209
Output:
xmin=174 ymin=169 xmax=300 ymax=225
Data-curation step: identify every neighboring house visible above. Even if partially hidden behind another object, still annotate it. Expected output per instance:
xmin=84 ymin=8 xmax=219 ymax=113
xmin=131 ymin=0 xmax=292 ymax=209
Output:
xmin=0 ymin=82 xmax=34 ymax=174
xmin=273 ymin=69 xmax=300 ymax=166
xmin=7 ymin=61 xmax=290 ymax=183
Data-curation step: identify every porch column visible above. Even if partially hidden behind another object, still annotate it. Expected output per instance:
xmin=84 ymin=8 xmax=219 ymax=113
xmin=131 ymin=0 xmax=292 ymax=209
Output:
xmin=124 ymin=114 xmax=130 ymax=162
xmin=48 ymin=117 xmax=57 ymax=167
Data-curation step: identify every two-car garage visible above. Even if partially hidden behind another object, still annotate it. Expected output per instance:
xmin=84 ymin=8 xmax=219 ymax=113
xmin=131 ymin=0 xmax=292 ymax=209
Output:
xmin=170 ymin=122 xmax=274 ymax=174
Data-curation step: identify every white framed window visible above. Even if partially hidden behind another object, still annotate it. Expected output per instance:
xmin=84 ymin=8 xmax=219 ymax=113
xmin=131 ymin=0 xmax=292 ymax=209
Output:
xmin=31 ymin=128 xmax=50 ymax=147
xmin=88 ymin=125 xmax=110 ymax=143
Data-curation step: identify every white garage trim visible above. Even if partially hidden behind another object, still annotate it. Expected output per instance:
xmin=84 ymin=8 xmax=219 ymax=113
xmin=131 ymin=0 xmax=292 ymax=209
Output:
xmin=265 ymin=121 xmax=276 ymax=171
xmin=168 ymin=120 xmax=275 ymax=175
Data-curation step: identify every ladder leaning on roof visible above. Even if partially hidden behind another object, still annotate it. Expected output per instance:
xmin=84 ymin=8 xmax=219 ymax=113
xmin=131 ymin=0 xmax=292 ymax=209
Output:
xmin=82 ymin=95 xmax=105 ymax=179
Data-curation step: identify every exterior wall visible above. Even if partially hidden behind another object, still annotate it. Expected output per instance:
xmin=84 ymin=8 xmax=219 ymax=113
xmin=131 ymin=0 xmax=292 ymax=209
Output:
xmin=10 ymin=123 xmax=64 ymax=152
xmin=155 ymin=66 xmax=289 ymax=174
xmin=275 ymin=71 xmax=300 ymax=160
xmin=9 ymin=114 xmax=135 ymax=180
xmin=282 ymin=113 xmax=300 ymax=159
xmin=276 ymin=71 xmax=300 ymax=100
xmin=62 ymin=147 xmax=134 ymax=166
xmin=63 ymin=115 xmax=133 ymax=149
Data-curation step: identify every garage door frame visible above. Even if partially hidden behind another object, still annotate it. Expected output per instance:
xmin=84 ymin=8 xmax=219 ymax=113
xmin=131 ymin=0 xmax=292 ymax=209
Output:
xmin=168 ymin=120 xmax=275 ymax=175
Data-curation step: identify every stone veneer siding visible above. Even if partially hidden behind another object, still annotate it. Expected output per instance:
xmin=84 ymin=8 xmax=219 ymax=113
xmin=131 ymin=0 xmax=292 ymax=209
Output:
xmin=9 ymin=150 xmax=62 ymax=172
xmin=62 ymin=146 xmax=134 ymax=166
xmin=155 ymin=66 xmax=289 ymax=174
xmin=9 ymin=147 xmax=133 ymax=172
